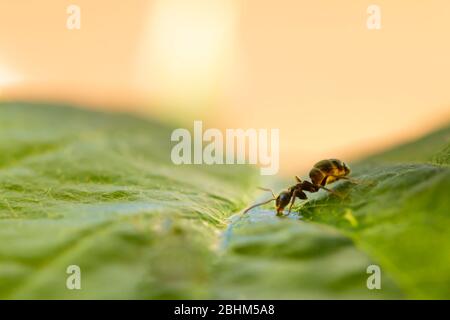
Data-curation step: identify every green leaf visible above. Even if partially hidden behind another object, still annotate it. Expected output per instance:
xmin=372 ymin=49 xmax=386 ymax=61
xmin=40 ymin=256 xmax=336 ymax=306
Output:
xmin=0 ymin=102 xmax=448 ymax=299
xmin=0 ymin=102 xmax=257 ymax=299
xmin=214 ymin=123 xmax=450 ymax=299
xmin=298 ymin=124 xmax=450 ymax=299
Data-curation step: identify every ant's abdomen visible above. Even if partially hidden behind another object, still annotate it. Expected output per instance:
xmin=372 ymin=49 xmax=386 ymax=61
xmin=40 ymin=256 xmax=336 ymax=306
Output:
xmin=309 ymin=167 xmax=326 ymax=186
xmin=309 ymin=159 xmax=349 ymax=186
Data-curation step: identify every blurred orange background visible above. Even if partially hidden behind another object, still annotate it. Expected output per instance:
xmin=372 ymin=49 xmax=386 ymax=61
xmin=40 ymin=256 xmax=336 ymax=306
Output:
xmin=1 ymin=0 xmax=449 ymax=175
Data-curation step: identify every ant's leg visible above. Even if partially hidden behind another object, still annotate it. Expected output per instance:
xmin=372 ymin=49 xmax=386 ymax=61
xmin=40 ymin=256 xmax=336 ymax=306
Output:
xmin=287 ymin=190 xmax=298 ymax=214
xmin=333 ymin=176 xmax=360 ymax=184
xmin=295 ymin=176 xmax=302 ymax=183
xmin=258 ymin=187 xmax=276 ymax=198
xmin=338 ymin=176 xmax=377 ymax=187
xmin=319 ymin=186 xmax=343 ymax=198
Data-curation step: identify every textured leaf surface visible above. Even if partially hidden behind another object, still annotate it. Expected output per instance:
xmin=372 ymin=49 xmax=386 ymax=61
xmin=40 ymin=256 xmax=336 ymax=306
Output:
xmin=0 ymin=103 xmax=257 ymax=299
xmin=216 ymin=124 xmax=450 ymax=299
xmin=0 ymin=102 xmax=448 ymax=299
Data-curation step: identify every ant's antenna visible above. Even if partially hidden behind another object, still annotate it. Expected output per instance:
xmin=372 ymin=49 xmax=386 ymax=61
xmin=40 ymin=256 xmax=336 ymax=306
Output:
xmin=258 ymin=187 xmax=276 ymax=198
xmin=243 ymin=198 xmax=276 ymax=214
xmin=243 ymin=186 xmax=278 ymax=214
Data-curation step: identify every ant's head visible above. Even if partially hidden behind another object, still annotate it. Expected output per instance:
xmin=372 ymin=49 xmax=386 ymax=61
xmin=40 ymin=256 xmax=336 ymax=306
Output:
xmin=275 ymin=191 xmax=291 ymax=214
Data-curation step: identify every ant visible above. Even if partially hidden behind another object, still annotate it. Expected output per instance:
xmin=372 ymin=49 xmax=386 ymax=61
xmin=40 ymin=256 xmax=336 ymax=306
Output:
xmin=244 ymin=159 xmax=357 ymax=215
